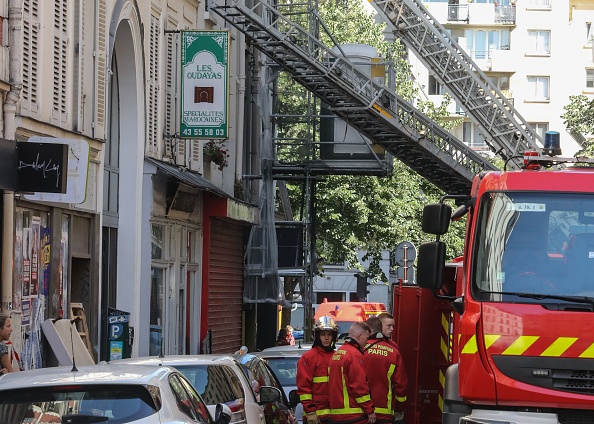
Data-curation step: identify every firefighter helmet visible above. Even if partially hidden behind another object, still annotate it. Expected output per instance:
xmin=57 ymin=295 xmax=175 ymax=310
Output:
xmin=314 ymin=315 xmax=338 ymax=332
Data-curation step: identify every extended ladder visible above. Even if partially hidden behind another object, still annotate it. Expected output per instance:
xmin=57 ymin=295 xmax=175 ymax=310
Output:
xmin=368 ymin=0 xmax=540 ymax=168
xmin=210 ymin=0 xmax=497 ymax=195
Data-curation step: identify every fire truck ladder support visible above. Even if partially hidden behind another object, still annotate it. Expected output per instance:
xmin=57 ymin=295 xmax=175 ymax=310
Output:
xmin=369 ymin=0 xmax=541 ymax=168
xmin=210 ymin=0 xmax=497 ymax=195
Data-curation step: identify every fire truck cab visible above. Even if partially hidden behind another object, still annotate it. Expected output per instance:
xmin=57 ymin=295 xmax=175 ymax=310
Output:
xmin=413 ymin=148 xmax=594 ymax=424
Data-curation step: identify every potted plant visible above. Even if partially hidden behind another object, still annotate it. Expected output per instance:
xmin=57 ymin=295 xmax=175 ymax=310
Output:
xmin=203 ymin=140 xmax=230 ymax=171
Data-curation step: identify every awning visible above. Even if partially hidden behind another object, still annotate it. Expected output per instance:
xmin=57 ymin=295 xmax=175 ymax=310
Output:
xmin=146 ymin=157 xmax=229 ymax=198
xmin=145 ymin=157 xmax=259 ymax=225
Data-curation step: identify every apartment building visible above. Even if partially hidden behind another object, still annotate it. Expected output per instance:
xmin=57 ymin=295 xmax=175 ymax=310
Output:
xmin=408 ymin=0 xmax=593 ymax=156
xmin=0 ymin=0 xmax=263 ymax=366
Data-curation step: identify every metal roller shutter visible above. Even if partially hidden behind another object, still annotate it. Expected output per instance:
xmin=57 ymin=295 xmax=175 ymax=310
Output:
xmin=208 ymin=218 xmax=245 ymax=353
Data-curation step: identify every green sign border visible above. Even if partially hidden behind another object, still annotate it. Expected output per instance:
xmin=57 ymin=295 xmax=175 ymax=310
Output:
xmin=180 ymin=30 xmax=229 ymax=139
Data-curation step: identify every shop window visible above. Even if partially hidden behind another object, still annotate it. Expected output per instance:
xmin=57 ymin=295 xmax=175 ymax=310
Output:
xmin=152 ymin=224 xmax=165 ymax=260
xmin=150 ymin=267 xmax=165 ymax=356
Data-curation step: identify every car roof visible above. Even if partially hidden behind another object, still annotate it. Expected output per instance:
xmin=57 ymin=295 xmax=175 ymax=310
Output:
xmin=0 ymin=362 xmax=177 ymax=390
xmin=114 ymin=354 xmax=245 ymax=367
xmin=260 ymin=344 xmax=313 ymax=353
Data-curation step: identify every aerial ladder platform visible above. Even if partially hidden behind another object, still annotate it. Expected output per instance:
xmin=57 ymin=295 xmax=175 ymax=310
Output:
xmin=368 ymin=0 xmax=541 ymax=168
xmin=210 ymin=0 xmax=497 ymax=195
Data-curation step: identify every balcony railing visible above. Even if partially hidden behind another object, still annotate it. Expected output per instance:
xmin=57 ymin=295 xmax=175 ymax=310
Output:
xmin=495 ymin=5 xmax=515 ymax=24
xmin=447 ymin=5 xmax=469 ymax=23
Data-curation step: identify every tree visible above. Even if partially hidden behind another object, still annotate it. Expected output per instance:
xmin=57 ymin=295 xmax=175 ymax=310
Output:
xmin=275 ymin=0 xmax=466 ymax=284
xmin=562 ymin=95 xmax=594 ymax=156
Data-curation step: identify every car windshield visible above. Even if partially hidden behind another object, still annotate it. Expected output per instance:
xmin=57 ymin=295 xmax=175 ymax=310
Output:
xmin=262 ymin=357 xmax=299 ymax=387
xmin=174 ymin=364 xmax=245 ymax=405
xmin=0 ymin=385 xmax=157 ymax=424
xmin=472 ymin=192 xmax=594 ymax=303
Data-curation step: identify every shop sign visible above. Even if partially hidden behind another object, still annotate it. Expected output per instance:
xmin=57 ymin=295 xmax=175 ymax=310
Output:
xmin=16 ymin=141 xmax=68 ymax=193
xmin=180 ymin=30 xmax=229 ymax=139
xmin=24 ymin=137 xmax=90 ymax=204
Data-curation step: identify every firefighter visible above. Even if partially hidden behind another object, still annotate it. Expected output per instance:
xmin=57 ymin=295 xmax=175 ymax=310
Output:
xmin=297 ymin=316 xmax=338 ymax=424
xmin=328 ymin=321 xmax=375 ymax=424
xmin=364 ymin=314 xmax=408 ymax=424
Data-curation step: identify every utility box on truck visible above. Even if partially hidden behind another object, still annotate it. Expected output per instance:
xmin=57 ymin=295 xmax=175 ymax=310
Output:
xmin=392 ymin=267 xmax=459 ymax=424
xmin=314 ymin=301 xmax=387 ymax=336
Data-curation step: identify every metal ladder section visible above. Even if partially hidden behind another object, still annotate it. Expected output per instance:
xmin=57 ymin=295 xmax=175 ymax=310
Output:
xmin=210 ymin=0 xmax=497 ymax=195
xmin=369 ymin=0 xmax=540 ymax=168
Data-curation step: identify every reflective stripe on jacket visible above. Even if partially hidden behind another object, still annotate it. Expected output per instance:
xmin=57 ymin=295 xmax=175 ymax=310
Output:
xmin=297 ymin=345 xmax=334 ymax=418
xmin=328 ymin=340 xmax=374 ymax=422
xmin=364 ymin=337 xmax=408 ymax=422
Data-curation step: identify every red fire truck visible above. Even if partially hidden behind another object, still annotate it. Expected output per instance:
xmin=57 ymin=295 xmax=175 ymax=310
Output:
xmin=394 ymin=139 xmax=594 ymax=424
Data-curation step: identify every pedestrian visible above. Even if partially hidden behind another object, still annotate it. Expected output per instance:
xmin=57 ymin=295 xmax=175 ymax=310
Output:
xmin=0 ymin=312 xmax=20 ymax=374
xmin=328 ymin=321 xmax=375 ymax=424
xmin=364 ymin=314 xmax=408 ymax=424
xmin=286 ymin=325 xmax=296 ymax=346
xmin=276 ymin=328 xmax=290 ymax=346
xmin=296 ymin=316 xmax=338 ymax=424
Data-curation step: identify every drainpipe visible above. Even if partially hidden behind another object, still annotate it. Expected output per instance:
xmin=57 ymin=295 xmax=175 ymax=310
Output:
xmin=236 ymin=33 xmax=246 ymax=188
xmin=2 ymin=0 xmax=23 ymax=312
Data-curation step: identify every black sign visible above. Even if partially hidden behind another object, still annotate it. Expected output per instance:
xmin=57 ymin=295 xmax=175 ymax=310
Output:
xmin=16 ymin=142 xmax=68 ymax=193
xmin=0 ymin=139 xmax=17 ymax=190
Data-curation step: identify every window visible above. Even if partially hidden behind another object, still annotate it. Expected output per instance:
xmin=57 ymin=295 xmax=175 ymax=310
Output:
xmin=428 ymin=74 xmax=444 ymax=95
xmin=472 ymin=192 xmax=594 ymax=301
xmin=527 ymin=30 xmax=550 ymax=54
xmin=588 ymin=23 xmax=594 ymax=44
xmin=528 ymin=122 xmax=549 ymax=141
xmin=587 ymin=69 xmax=594 ymax=89
xmin=526 ymin=0 xmax=551 ymax=7
xmin=527 ymin=76 xmax=549 ymax=100
xmin=489 ymin=74 xmax=511 ymax=91
xmin=465 ymin=29 xmax=511 ymax=59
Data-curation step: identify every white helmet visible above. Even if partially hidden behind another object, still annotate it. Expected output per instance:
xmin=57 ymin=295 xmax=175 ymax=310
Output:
xmin=314 ymin=316 xmax=338 ymax=332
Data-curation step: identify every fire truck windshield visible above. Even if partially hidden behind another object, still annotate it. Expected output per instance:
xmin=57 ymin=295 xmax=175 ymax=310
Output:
xmin=472 ymin=192 xmax=594 ymax=303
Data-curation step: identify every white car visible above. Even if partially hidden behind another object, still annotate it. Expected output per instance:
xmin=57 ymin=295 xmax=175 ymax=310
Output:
xmin=0 ymin=362 xmax=232 ymax=424
xmin=116 ymin=355 xmax=296 ymax=424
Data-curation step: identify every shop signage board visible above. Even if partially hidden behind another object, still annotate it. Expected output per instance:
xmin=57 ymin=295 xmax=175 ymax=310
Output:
xmin=180 ymin=30 xmax=229 ymax=139
xmin=24 ymin=137 xmax=90 ymax=204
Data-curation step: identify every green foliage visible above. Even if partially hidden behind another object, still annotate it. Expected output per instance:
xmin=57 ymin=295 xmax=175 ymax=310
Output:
xmin=315 ymin=163 xmax=466 ymax=281
xmin=562 ymin=95 xmax=594 ymax=157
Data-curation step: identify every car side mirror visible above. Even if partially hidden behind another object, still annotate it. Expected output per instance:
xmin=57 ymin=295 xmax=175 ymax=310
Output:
xmin=258 ymin=386 xmax=282 ymax=405
xmin=215 ymin=403 xmax=232 ymax=424
xmin=288 ymin=389 xmax=300 ymax=408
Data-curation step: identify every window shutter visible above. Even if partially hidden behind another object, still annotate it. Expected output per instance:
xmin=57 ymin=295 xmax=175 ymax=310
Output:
xmin=164 ymin=16 xmax=179 ymax=160
xmin=189 ymin=139 xmax=202 ymax=172
xmin=95 ymin=0 xmax=107 ymax=139
xmin=22 ymin=0 xmax=40 ymax=115
xmin=52 ymin=0 xmax=68 ymax=126
xmin=176 ymin=139 xmax=187 ymax=167
xmin=148 ymin=13 xmax=162 ymax=157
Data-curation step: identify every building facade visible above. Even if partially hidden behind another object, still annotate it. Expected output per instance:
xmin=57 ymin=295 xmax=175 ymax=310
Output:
xmin=0 ymin=0 xmax=261 ymax=366
xmin=409 ymin=0 xmax=594 ymax=155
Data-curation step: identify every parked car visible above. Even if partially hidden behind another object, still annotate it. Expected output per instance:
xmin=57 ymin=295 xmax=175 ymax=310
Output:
xmin=257 ymin=342 xmax=344 ymax=422
xmin=116 ymin=354 xmax=297 ymax=424
xmin=252 ymin=349 xmax=306 ymax=422
xmin=0 ymin=362 xmax=232 ymax=424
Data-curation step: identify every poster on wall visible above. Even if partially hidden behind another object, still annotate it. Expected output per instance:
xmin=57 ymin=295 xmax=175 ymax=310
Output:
xmin=30 ymin=216 xmax=40 ymax=298
xmin=41 ymin=226 xmax=51 ymax=297
xmin=180 ymin=30 xmax=229 ymax=139
xmin=22 ymin=227 xmax=31 ymax=326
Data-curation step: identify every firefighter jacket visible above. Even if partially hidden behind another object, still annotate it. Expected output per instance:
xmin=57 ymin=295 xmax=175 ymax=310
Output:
xmin=297 ymin=345 xmax=334 ymax=419
xmin=328 ymin=339 xmax=374 ymax=423
xmin=363 ymin=336 xmax=408 ymax=422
